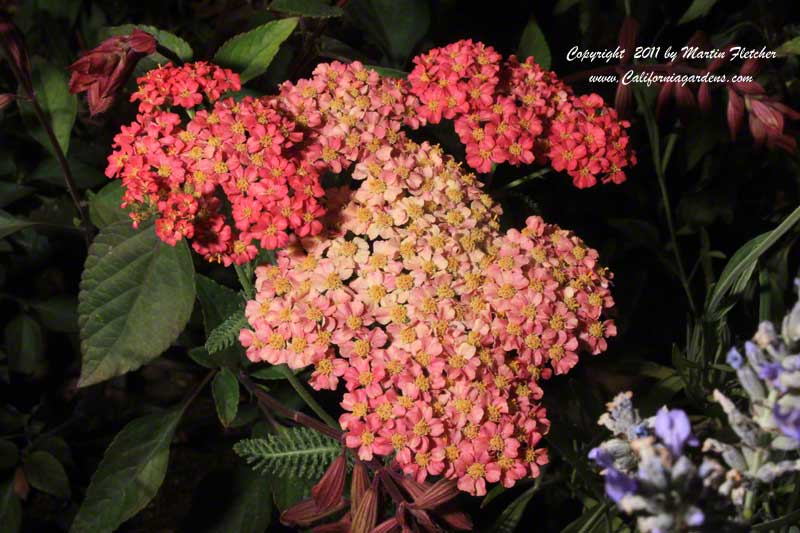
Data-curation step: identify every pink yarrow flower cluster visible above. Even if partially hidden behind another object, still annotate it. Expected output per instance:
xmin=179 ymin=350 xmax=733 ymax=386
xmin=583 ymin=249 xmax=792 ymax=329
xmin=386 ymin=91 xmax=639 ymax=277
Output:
xmin=408 ymin=40 xmax=636 ymax=188
xmin=241 ymin=132 xmax=616 ymax=495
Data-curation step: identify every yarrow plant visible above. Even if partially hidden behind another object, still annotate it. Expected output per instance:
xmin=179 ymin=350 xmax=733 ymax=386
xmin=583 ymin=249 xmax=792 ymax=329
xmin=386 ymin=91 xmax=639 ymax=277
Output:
xmin=408 ymin=39 xmax=637 ymax=188
xmin=590 ymin=282 xmax=800 ymax=531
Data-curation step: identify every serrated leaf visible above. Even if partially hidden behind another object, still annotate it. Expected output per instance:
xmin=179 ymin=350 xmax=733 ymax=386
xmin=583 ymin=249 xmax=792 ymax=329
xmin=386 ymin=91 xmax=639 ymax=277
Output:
xmin=213 ymin=368 xmax=240 ymax=427
xmin=346 ymin=0 xmax=430 ymax=66
xmin=490 ymin=484 xmax=537 ymax=532
xmin=78 ymin=221 xmax=195 ymax=387
xmin=24 ymin=450 xmax=70 ymax=498
xmin=0 ymin=210 xmax=35 ymax=239
xmin=69 ymin=407 xmax=184 ymax=533
xmin=214 ymin=18 xmax=298 ymax=83
xmin=234 ymin=427 xmax=340 ymax=480
xmin=518 ymin=17 xmax=551 ymax=70
xmin=18 ymin=57 xmax=77 ymax=156
xmin=251 ymin=364 xmax=293 ymax=380
xmin=88 ymin=181 xmax=127 ymax=229
xmin=678 ymin=0 xmax=718 ymax=24
xmin=271 ymin=0 xmax=343 ymax=18
xmin=196 ymin=276 xmax=245 ymax=368
xmin=706 ymin=204 xmax=800 ymax=321
xmin=206 ymin=308 xmax=248 ymax=354
xmin=100 ymin=25 xmax=193 ymax=60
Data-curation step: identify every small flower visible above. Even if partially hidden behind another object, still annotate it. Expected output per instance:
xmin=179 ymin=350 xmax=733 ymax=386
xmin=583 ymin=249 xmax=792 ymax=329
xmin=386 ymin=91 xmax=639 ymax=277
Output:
xmin=654 ymin=407 xmax=698 ymax=457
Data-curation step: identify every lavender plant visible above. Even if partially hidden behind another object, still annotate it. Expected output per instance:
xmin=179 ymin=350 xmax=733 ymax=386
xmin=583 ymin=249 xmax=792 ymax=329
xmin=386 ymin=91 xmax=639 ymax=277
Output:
xmin=591 ymin=281 xmax=800 ymax=531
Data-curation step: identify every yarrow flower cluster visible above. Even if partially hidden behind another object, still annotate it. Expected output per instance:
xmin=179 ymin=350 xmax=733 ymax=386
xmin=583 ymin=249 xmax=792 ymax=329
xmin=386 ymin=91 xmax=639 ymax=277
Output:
xmin=241 ymin=127 xmax=617 ymax=495
xmin=408 ymin=40 xmax=636 ymax=188
xmin=591 ymin=282 xmax=800 ymax=531
xmin=105 ymin=60 xmax=413 ymax=265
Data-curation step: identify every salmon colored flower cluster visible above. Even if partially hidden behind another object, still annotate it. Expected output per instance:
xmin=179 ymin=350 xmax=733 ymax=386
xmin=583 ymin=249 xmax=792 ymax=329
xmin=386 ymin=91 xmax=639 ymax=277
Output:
xmin=241 ymin=132 xmax=616 ymax=495
xmin=408 ymin=39 xmax=636 ymax=188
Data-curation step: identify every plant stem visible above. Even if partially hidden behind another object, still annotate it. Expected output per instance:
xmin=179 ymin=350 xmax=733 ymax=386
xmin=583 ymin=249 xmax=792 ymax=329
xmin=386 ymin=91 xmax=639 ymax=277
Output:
xmin=744 ymin=448 xmax=768 ymax=521
xmin=0 ymin=42 xmax=92 ymax=247
xmin=239 ymin=371 xmax=342 ymax=441
xmin=634 ymin=88 xmax=697 ymax=315
xmin=279 ymin=365 xmax=340 ymax=429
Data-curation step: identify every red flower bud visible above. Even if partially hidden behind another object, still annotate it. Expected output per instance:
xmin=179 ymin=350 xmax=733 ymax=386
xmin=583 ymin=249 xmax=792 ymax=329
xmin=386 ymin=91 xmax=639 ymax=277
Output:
xmin=697 ymin=83 xmax=712 ymax=114
xmin=0 ymin=92 xmax=14 ymax=111
xmin=409 ymin=478 xmax=460 ymax=511
xmin=740 ymin=58 xmax=762 ymax=77
xmin=617 ymin=17 xmax=639 ymax=65
xmin=281 ymin=497 xmax=348 ymax=528
xmin=726 ymin=89 xmax=744 ymax=141
xmin=655 ymin=83 xmax=675 ymax=119
xmin=13 ymin=467 xmax=29 ymax=500
xmin=614 ymin=82 xmax=633 ymax=118
xmin=350 ymin=460 xmax=370 ymax=510
xmin=0 ymin=16 xmax=32 ymax=93
xmin=68 ymin=28 xmax=156 ymax=115
xmin=351 ymin=485 xmax=378 ymax=533
xmin=371 ymin=517 xmax=399 ymax=533
xmin=311 ymin=452 xmax=347 ymax=512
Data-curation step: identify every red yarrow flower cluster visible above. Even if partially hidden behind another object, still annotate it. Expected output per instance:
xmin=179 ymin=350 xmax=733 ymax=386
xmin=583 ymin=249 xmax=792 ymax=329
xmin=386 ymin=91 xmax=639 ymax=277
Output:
xmin=241 ymin=132 xmax=616 ymax=496
xmin=408 ymin=40 xmax=636 ymax=188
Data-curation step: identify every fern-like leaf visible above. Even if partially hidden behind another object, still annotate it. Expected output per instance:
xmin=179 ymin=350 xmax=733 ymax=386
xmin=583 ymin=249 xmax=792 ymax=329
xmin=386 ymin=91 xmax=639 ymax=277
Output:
xmin=234 ymin=427 xmax=341 ymax=479
xmin=205 ymin=308 xmax=248 ymax=354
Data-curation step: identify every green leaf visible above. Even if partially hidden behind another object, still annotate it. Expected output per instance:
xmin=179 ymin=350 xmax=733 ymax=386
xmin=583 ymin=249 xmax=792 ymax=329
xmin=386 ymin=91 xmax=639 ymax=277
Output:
xmin=188 ymin=347 xmax=217 ymax=369
xmin=212 ymin=368 xmax=240 ymax=427
xmin=491 ymin=483 xmax=539 ymax=532
xmin=4 ymin=314 xmax=45 ymax=375
xmin=562 ymin=501 xmax=610 ymax=533
xmin=206 ymin=308 xmax=248 ymax=355
xmin=30 ymin=296 xmax=78 ymax=333
xmin=183 ymin=465 xmax=272 ymax=533
xmin=0 ymin=182 xmax=35 ymax=208
xmin=553 ymin=0 xmax=580 ymax=14
xmin=78 ymin=221 xmax=195 ymax=387
xmin=518 ymin=17 xmax=551 ymax=70
xmin=234 ymin=427 xmax=340 ymax=479
xmin=70 ymin=407 xmax=185 ymax=533
xmin=18 ymin=57 xmax=77 ymax=156
xmin=87 ymin=181 xmax=127 ymax=229
xmin=678 ymin=0 xmax=719 ymax=24
xmin=214 ymin=18 xmax=299 ymax=83
xmin=706 ymin=204 xmax=800 ymax=321
xmin=100 ymin=25 xmax=193 ymax=61
xmin=268 ymin=473 xmax=313 ymax=510
xmin=365 ymin=65 xmax=407 ymax=79
xmin=0 ymin=440 xmax=19 ymax=470
xmin=271 ymin=0 xmax=343 ymax=18
xmin=0 ymin=477 xmax=21 ymax=533
xmin=346 ymin=0 xmax=430 ymax=66
xmin=777 ymin=37 xmax=800 ymax=57
xmin=23 ymin=450 xmax=70 ymax=498
xmin=0 ymin=210 xmax=35 ymax=239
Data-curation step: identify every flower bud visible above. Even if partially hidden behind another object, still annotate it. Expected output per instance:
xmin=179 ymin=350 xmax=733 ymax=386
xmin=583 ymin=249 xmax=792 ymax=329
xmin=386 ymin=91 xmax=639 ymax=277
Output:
xmin=726 ymin=89 xmax=744 ymax=141
xmin=350 ymin=460 xmax=370 ymax=511
xmin=0 ymin=16 xmax=32 ymax=93
xmin=281 ymin=497 xmax=347 ymax=528
xmin=350 ymin=485 xmax=378 ymax=533
xmin=410 ymin=478 xmax=459 ymax=510
xmin=311 ymin=452 xmax=347 ymax=512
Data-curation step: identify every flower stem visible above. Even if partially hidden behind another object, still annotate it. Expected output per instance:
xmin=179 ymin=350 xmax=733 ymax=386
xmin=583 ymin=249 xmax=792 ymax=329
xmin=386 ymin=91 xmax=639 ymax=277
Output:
xmin=234 ymin=263 xmax=255 ymax=300
xmin=279 ymin=365 xmax=340 ymax=430
xmin=744 ymin=448 xmax=768 ymax=521
xmin=239 ymin=371 xmax=342 ymax=441
xmin=0 ymin=42 xmax=91 ymax=246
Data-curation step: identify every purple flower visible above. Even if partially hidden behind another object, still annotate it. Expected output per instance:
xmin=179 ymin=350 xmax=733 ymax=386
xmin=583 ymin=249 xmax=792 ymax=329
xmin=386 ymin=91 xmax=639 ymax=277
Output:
xmin=726 ymin=348 xmax=744 ymax=369
xmin=654 ymin=407 xmax=698 ymax=456
xmin=604 ymin=467 xmax=637 ymax=503
xmin=758 ymin=362 xmax=786 ymax=392
xmin=588 ymin=447 xmax=614 ymax=468
xmin=773 ymin=403 xmax=800 ymax=441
